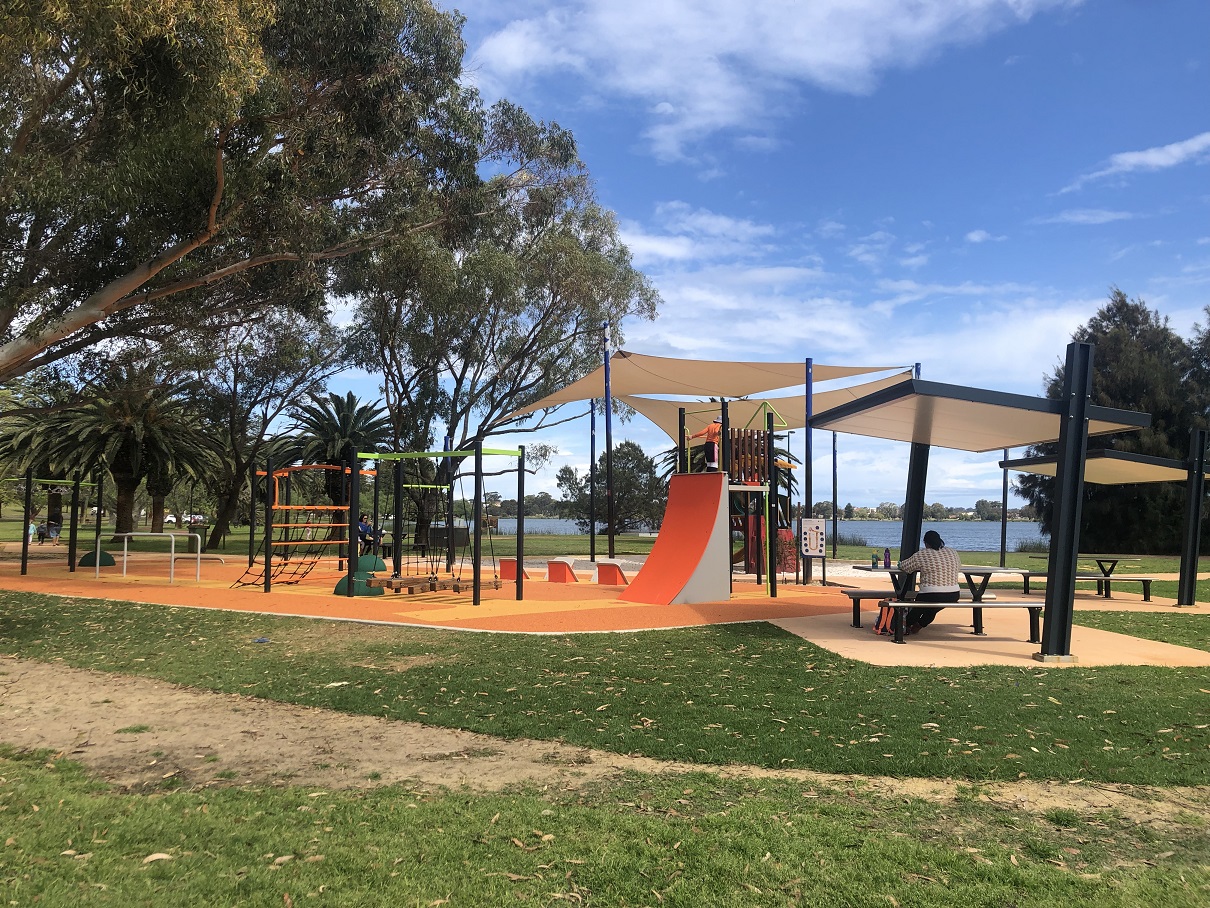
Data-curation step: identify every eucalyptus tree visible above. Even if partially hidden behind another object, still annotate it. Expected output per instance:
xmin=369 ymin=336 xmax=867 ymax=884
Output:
xmin=166 ymin=310 xmax=348 ymax=548
xmin=347 ymin=126 xmax=660 ymax=460
xmin=0 ymin=0 xmax=538 ymax=381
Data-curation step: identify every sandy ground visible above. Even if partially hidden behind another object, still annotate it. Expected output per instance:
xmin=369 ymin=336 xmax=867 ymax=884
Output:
xmin=3 ymin=655 xmax=1208 ymax=827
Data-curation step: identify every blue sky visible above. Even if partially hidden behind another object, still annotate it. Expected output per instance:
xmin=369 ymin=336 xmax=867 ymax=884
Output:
xmin=381 ymin=0 xmax=1210 ymax=510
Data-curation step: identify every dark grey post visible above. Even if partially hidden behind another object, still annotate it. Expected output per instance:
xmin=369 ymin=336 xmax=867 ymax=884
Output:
xmin=263 ymin=456 xmax=273 ymax=593
xmin=899 ymin=443 xmax=930 ymax=561
xmin=346 ymin=451 xmax=358 ymax=597
xmin=516 ymin=446 xmax=525 ymax=601
xmin=603 ymin=326 xmax=616 ymax=560
xmin=1000 ymin=447 xmax=1009 ymax=567
xmin=247 ymin=462 xmax=257 ymax=568
xmin=831 ymin=432 xmax=838 ymax=559
xmin=445 ymin=437 xmax=456 ymax=572
xmin=1039 ymin=342 xmax=1094 ymax=660
xmin=677 ymin=407 xmax=688 ymax=473
xmin=1177 ymin=429 xmax=1207 ymax=607
xmin=473 ymin=442 xmax=483 ymax=605
xmin=804 ymin=357 xmax=814 ymax=582
xmin=393 ymin=458 xmax=404 ymax=578
xmin=720 ymin=401 xmax=731 ymax=475
xmin=371 ymin=468 xmax=381 ymax=557
xmin=767 ymin=411 xmax=777 ymax=598
xmin=68 ymin=475 xmax=81 ymax=571
xmin=20 ymin=466 xmax=32 ymax=575
xmin=589 ymin=401 xmax=597 ymax=562
xmin=92 ymin=471 xmax=105 ymax=567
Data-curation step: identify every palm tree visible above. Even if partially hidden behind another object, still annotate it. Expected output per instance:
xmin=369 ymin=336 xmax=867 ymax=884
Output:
xmin=288 ymin=392 xmax=394 ymax=505
xmin=0 ymin=363 xmax=219 ymax=536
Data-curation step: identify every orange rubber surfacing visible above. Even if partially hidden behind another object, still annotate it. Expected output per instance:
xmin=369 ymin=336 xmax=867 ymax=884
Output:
xmin=0 ymin=556 xmax=849 ymax=634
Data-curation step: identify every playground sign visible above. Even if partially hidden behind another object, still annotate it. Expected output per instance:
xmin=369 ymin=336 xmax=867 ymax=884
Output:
xmin=800 ymin=519 xmax=826 ymax=559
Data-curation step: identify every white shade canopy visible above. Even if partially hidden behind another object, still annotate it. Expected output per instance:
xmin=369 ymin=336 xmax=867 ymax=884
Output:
xmin=1001 ymin=450 xmax=1203 ymax=484
xmin=505 ymin=350 xmax=901 ymax=421
xmin=620 ymin=370 xmax=914 ymax=441
xmin=812 ymin=378 xmax=1150 ymax=453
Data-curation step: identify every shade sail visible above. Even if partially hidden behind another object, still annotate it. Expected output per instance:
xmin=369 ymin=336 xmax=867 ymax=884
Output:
xmin=505 ymin=350 xmax=901 ymax=420
xmin=1000 ymin=450 xmax=1202 ymax=484
xmin=620 ymin=370 xmax=914 ymax=441
xmin=811 ymin=378 xmax=1150 ymax=453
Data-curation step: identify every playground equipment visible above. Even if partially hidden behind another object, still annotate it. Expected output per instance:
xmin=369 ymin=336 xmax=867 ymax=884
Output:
xmin=622 ymin=404 xmax=793 ymax=605
xmin=232 ymin=463 xmax=360 ymax=589
xmin=351 ymin=444 xmax=526 ymax=605
xmin=234 ymin=445 xmax=526 ymax=607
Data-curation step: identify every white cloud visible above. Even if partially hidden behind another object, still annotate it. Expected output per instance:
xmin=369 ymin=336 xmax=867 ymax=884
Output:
xmin=1061 ymin=130 xmax=1210 ymax=193
xmin=965 ymin=229 xmax=1006 ymax=243
xmin=466 ymin=0 xmax=1083 ymax=159
xmin=847 ymin=230 xmax=896 ymax=268
xmin=1034 ymin=209 xmax=1134 ymax=225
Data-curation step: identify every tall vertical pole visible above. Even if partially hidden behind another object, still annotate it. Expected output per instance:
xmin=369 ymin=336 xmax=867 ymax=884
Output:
xmin=589 ymin=401 xmax=597 ymax=561
xmin=804 ymin=357 xmax=813 ymax=581
xmin=393 ymin=458 xmax=404 ymax=578
xmin=346 ymin=451 xmax=359 ymax=597
xmin=900 ymin=443 xmax=930 ymax=561
xmin=68 ymin=475 xmax=81 ymax=571
xmin=92 ymin=471 xmax=105 ymax=578
xmin=722 ymin=401 xmax=733 ymax=594
xmin=473 ymin=442 xmax=484 ymax=605
xmin=1177 ymin=429 xmax=1206 ymax=606
xmin=247 ymin=463 xmax=257 ymax=568
xmin=263 ymin=457 xmax=273 ymax=593
xmin=20 ymin=466 xmax=32 ymax=575
xmin=831 ymin=432 xmax=838 ymax=559
xmin=677 ymin=407 xmax=688 ymax=473
xmin=603 ymin=323 xmax=616 ymax=559
xmin=445 ymin=436 xmax=456 ymax=572
xmin=516 ymin=446 xmax=526 ymax=601
xmin=372 ymin=466 xmax=381 ymax=558
xmin=1039 ymin=342 xmax=1094 ymax=660
xmin=1000 ymin=447 xmax=1009 ymax=567
xmin=767 ymin=411 xmax=777 ymax=598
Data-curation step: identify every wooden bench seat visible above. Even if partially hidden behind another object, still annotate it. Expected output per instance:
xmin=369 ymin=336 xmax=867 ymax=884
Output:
xmin=843 ymin=588 xmax=1042 ymax=644
xmin=1076 ymin=573 xmax=1154 ymax=600
xmin=364 ymin=575 xmax=502 ymax=594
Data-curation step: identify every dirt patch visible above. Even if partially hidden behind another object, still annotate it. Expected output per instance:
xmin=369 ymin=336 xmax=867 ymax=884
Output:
xmin=2 ymin=656 xmax=1206 ymax=826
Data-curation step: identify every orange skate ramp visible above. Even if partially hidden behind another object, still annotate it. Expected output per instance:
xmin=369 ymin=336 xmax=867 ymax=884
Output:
xmin=620 ymin=472 xmax=730 ymax=605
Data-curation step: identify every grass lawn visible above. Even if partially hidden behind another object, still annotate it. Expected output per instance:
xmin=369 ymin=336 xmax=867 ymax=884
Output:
xmin=3 ymin=748 xmax=1206 ymax=908
xmin=2 ymin=594 xmax=1209 ymax=905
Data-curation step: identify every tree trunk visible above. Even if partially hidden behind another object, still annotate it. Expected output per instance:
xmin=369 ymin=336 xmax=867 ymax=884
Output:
xmin=111 ymin=475 xmax=140 ymax=538
xmin=149 ymin=494 xmax=166 ymax=532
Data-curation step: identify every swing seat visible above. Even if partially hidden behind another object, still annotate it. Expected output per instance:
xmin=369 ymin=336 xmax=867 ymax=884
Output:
xmin=546 ymin=557 xmax=580 ymax=583
xmin=500 ymin=557 xmax=530 ymax=581
xmin=594 ymin=560 xmax=629 ymax=586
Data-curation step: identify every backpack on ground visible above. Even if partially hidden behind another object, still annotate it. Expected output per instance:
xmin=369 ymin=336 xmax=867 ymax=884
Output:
xmin=872 ymin=600 xmax=896 ymax=636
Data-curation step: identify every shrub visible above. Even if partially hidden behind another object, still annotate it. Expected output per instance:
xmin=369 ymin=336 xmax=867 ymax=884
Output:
xmin=1014 ymin=537 xmax=1049 ymax=553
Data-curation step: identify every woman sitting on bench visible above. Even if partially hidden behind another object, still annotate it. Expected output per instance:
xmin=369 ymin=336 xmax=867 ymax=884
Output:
xmin=899 ymin=530 xmax=961 ymax=635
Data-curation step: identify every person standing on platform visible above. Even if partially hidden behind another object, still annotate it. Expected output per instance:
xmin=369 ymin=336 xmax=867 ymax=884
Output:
xmin=688 ymin=416 xmax=723 ymax=472
xmin=898 ymin=529 xmax=961 ymax=635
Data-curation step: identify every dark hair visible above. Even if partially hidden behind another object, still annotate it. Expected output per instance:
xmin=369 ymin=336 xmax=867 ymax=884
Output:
xmin=922 ymin=530 xmax=944 ymax=550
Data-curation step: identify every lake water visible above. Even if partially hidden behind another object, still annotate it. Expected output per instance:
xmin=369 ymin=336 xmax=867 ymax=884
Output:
xmin=497 ymin=517 xmax=1046 ymax=552
xmin=825 ymin=519 xmax=1046 ymax=552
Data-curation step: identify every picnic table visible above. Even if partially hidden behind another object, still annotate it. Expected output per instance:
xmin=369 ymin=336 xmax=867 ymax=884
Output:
xmin=1029 ymin=553 xmax=1144 ymax=596
xmin=847 ymin=564 xmax=1042 ymax=643
xmin=852 ymin=563 xmax=1019 ymax=603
